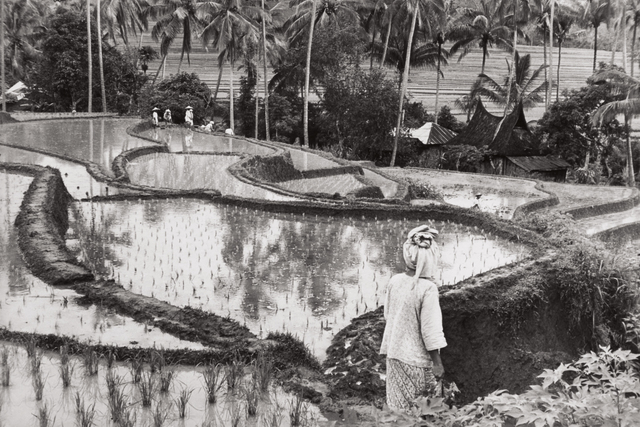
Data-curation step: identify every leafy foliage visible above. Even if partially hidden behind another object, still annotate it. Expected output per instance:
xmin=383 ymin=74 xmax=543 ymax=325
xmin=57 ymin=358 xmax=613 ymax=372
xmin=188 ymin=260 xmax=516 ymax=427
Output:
xmin=363 ymin=348 xmax=640 ymax=427
xmin=440 ymin=145 xmax=496 ymax=172
xmin=138 ymin=72 xmax=211 ymax=124
xmin=29 ymin=8 xmax=143 ymax=112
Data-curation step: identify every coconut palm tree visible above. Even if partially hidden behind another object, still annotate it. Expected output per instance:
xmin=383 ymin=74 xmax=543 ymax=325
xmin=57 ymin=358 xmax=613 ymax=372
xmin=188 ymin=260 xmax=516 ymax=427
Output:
xmin=101 ymin=0 xmax=150 ymax=46
xmin=591 ymin=68 xmax=640 ymax=186
xmin=627 ymin=0 xmax=640 ymax=76
xmin=283 ymin=0 xmax=364 ymax=146
xmin=97 ymin=0 xmax=107 ymax=112
xmin=582 ymin=0 xmax=613 ymax=72
xmin=452 ymin=0 xmax=512 ymax=74
xmin=390 ymin=0 xmax=419 ymax=166
xmin=3 ymin=0 xmax=45 ymax=83
xmin=475 ymin=50 xmax=548 ymax=111
xmin=1 ymin=0 xmax=5 ymax=113
xmin=87 ymin=0 xmax=92 ymax=112
xmin=149 ymin=0 xmax=202 ymax=82
xmin=199 ymin=0 xmax=263 ymax=132
xmin=553 ymin=9 xmax=575 ymax=101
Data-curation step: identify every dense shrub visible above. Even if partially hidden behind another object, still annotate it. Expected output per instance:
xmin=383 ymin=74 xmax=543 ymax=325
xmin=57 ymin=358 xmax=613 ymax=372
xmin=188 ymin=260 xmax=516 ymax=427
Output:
xmin=440 ymin=145 xmax=496 ymax=172
xmin=138 ymin=72 xmax=211 ymax=125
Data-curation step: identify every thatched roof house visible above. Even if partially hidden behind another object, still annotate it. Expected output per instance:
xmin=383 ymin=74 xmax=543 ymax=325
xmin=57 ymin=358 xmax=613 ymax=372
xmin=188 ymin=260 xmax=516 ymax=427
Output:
xmin=445 ymin=100 xmax=569 ymax=181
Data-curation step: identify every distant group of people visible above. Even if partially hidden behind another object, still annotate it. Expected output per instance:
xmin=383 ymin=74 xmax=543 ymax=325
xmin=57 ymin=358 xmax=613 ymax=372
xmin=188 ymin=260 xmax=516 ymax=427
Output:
xmin=152 ymin=106 xmax=233 ymax=134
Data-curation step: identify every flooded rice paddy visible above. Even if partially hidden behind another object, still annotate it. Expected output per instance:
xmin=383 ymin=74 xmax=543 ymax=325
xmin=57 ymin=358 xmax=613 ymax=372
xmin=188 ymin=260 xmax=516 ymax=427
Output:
xmin=68 ymin=198 xmax=529 ymax=358
xmin=0 ymin=342 xmax=320 ymax=427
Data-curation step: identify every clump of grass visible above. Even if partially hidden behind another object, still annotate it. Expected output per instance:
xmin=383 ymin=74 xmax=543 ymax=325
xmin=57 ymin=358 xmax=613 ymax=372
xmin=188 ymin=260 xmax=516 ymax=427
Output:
xmin=1 ymin=349 xmax=10 ymax=387
xmin=265 ymin=332 xmax=321 ymax=372
xmin=262 ymin=406 xmax=283 ymax=427
xmin=76 ymin=399 xmax=96 ymax=427
xmin=228 ymin=398 xmax=245 ymax=427
xmin=152 ymin=401 xmax=171 ymax=427
xmin=82 ymin=348 xmax=99 ymax=376
xmin=74 ymin=391 xmax=83 ymax=413
xmin=159 ymin=368 xmax=174 ymax=393
xmin=129 ymin=356 xmax=143 ymax=383
xmin=1 ymin=346 xmax=9 ymax=366
xmin=32 ymin=371 xmax=45 ymax=401
xmin=174 ymin=387 xmax=193 ymax=418
xmin=105 ymin=350 xmax=116 ymax=370
xmin=35 ymin=403 xmax=55 ymax=427
xmin=202 ymin=363 xmax=225 ymax=404
xmin=25 ymin=336 xmax=37 ymax=359
xmin=252 ymin=351 xmax=274 ymax=394
xmin=226 ymin=360 xmax=245 ymax=395
xmin=138 ymin=371 xmax=156 ymax=407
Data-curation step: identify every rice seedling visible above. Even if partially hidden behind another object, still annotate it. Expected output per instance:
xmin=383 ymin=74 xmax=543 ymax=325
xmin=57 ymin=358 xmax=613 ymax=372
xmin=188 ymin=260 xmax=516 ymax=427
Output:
xmin=2 ymin=363 xmax=9 ymax=387
xmin=138 ymin=371 xmax=156 ymax=407
xmin=202 ymin=363 xmax=225 ymax=404
xmin=289 ymin=394 xmax=310 ymax=427
xmin=74 ymin=391 xmax=83 ymax=413
xmin=82 ymin=348 xmax=99 ymax=376
xmin=159 ymin=368 xmax=174 ymax=393
xmin=59 ymin=359 xmax=74 ymax=388
xmin=1 ymin=346 xmax=9 ymax=366
xmin=30 ymin=349 xmax=43 ymax=375
xmin=228 ymin=398 xmax=245 ymax=427
xmin=35 ymin=403 xmax=55 ymax=427
xmin=25 ymin=336 xmax=37 ymax=358
xmin=243 ymin=379 xmax=260 ymax=417
xmin=252 ymin=352 xmax=274 ymax=394
xmin=129 ymin=355 xmax=143 ymax=383
xmin=32 ymin=371 xmax=45 ymax=401
xmin=152 ymin=401 xmax=171 ymax=427
xmin=108 ymin=385 xmax=129 ymax=425
xmin=105 ymin=369 xmax=124 ymax=398
xmin=262 ymin=406 xmax=283 ymax=427
xmin=174 ymin=386 xmax=193 ymax=418
xmin=225 ymin=360 xmax=245 ymax=395
xmin=150 ymin=349 xmax=166 ymax=373
xmin=76 ymin=400 xmax=96 ymax=427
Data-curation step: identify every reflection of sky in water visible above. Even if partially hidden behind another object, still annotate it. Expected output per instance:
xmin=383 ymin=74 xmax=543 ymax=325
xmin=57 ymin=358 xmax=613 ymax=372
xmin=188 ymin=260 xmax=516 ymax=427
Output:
xmin=69 ymin=199 xmax=529 ymax=359
xmin=0 ymin=145 xmax=112 ymax=199
xmin=127 ymin=152 xmax=300 ymax=201
xmin=0 ymin=118 xmax=149 ymax=175
xmin=0 ymin=343 xmax=309 ymax=427
xmin=0 ymin=172 xmax=200 ymax=349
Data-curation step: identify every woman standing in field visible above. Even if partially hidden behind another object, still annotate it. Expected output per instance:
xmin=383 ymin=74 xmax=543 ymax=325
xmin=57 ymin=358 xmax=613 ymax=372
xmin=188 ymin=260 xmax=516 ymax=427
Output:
xmin=380 ymin=225 xmax=446 ymax=411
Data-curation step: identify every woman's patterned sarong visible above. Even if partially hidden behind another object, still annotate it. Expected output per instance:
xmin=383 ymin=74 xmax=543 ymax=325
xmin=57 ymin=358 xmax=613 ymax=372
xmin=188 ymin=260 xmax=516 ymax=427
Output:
xmin=386 ymin=357 xmax=440 ymax=411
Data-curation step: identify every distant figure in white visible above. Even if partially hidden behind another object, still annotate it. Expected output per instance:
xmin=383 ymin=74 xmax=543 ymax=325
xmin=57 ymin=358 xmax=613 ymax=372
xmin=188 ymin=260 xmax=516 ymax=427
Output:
xmin=184 ymin=106 xmax=194 ymax=126
xmin=164 ymin=109 xmax=172 ymax=124
xmin=152 ymin=107 xmax=160 ymax=127
xmin=204 ymin=120 xmax=215 ymax=132
xmin=224 ymin=128 xmax=234 ymax=136
xmin=380 ymin=225 xmax=446 ymax=412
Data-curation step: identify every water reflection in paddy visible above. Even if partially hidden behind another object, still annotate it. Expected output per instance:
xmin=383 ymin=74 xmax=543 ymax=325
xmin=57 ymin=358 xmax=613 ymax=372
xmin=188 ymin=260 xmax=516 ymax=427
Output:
xmin=0 ymin=171 xmax=200 ymax=349
xmin=69 ymin=198 xmax=529 ymax=358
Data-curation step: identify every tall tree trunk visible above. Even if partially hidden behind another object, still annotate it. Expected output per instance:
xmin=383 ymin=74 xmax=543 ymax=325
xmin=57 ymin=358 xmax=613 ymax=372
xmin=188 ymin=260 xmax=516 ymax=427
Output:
xmin=262 ymin=0 xmax=270 ymax=141
xmin=1 ymin=0 xmax=5 ymax=113
xmin=390 ymin=0 xmax=419 ymax=167
xmin=255 ymin=80 xmax=259 ymax=138
xmin=380 ymin=15 xmax=392 ymax=68
xmin=481 ymin=43 xmax=487 ymax=74
xmin=632 ymin=20 xmax=637 ymax=77
xmin=87 ymin=0 xmax=92 ymax=113
xmin=370 ymin=25 xmax=377 ymax=70
xmin=138 ymin=32 xmax=144 ymax=49
xmin=623 ymin=6 xmax=628 ymax=71
xmin=626 ymin=114 xmax=635 ymax=186
xmin=548 ymin=0 xmax=554 ymax=108
xmin=503 ymin=0 xmax=518 ymax=116
xmin=543 ymin=26 xmax=548 ymax=109
xmin=593 ymin=25 xmax=599 ymax=72
xmin=229 ymin=61 xmax=234 ymax=132
xmin=303 ymin=0 xmax=318 ymax=147
xmin=556 ymin=41 xmax=562 ymax=101
xmin=152 ymin=54 xmax=167 ymax=85
xmin=611 ymin=7 xmax=620 ymax=64
xmin=97 ymin=0 xmax=107 ymax=112
xmin=434 ymin=43 xmax=442 ymax=124
xmin=177 ymin=50 xmax=185 ymax=73
xmin=212 ymin=63 xmax=223 ymax=105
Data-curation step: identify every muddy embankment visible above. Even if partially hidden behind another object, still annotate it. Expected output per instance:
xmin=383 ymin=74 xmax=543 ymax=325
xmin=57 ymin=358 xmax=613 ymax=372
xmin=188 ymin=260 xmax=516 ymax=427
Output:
xmin=324 ymin=246 xmax=587 ymax=406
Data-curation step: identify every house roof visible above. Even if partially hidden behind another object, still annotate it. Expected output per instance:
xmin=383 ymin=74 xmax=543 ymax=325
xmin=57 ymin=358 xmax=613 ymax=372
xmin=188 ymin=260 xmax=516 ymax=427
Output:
xmin=506 ymin=156 xmax=571 ymax=172
xmin=445 ymin=99 xmax=539 ymax=156
xmin=411 ymin=122 xmax=457 ymax=146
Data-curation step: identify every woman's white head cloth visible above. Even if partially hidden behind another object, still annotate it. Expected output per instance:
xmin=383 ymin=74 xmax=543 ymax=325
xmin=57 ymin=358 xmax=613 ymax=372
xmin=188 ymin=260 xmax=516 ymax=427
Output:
xmin=403 ymin=225 xmax=439 ymax=287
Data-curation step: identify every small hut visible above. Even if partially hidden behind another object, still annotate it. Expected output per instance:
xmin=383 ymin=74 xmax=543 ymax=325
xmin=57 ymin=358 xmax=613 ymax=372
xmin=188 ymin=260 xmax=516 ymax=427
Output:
xmin=411 ymin=122 xmax=457 ymax=168
xmin=444 ymin=100 xmax=569 ymax=181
